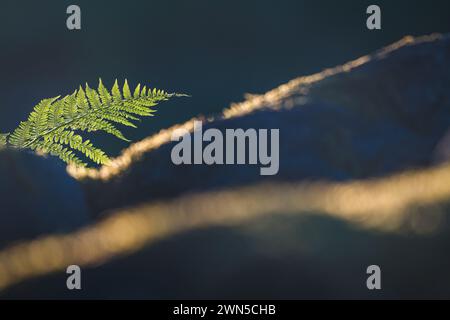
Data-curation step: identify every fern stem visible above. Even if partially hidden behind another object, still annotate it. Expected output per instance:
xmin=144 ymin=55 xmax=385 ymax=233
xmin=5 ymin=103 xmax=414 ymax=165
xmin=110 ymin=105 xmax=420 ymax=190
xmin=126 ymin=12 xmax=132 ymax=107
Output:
xmin=9 ymin=79 xmax=186 ymax=166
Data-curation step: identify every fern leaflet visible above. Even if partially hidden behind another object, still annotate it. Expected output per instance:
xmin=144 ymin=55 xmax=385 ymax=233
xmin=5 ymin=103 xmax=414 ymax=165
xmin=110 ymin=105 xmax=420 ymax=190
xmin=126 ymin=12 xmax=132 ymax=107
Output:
xmin=4 ymin=79 xmax=187 ymax=166
xmin=0 ymin=133 xmax=8 ymax=148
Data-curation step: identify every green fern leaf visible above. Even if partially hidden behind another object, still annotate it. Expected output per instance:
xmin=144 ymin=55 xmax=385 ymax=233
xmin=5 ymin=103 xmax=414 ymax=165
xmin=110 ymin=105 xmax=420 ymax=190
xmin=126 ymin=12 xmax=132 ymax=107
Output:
xmin=6 ymin=79 xmax=186 ymax=167
xmin=0 ymin=133 xmax=9 ymax=148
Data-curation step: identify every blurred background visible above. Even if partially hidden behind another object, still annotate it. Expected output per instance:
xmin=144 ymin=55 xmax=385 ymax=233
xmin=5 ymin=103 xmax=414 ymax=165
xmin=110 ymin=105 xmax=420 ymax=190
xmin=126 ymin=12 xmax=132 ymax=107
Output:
xmin=1 ymin=0 xmax=450 ymax=299
xmin=1 ymin=0 xmax=450 ymax=156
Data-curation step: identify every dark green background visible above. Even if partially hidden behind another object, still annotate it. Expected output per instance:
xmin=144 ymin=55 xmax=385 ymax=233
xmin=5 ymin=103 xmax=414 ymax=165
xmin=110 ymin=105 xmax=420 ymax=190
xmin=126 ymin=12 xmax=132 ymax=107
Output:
xmin=1 ymin=0 xmax=449 ymax=156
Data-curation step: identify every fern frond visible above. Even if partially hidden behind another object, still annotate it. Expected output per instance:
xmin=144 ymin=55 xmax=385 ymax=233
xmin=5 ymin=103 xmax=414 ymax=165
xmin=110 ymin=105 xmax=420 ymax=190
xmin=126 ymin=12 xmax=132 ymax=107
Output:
xmin=0 ymin=133 xmax=9 ymax=148
xmin=6 ymin=79 xmax=186 ymax=167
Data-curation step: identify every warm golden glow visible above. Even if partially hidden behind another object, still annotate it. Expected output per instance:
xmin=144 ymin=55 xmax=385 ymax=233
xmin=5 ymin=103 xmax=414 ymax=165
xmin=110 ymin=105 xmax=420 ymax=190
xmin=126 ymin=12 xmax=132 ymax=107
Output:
xmin=68 ymin=34 xmax=442 ymax=183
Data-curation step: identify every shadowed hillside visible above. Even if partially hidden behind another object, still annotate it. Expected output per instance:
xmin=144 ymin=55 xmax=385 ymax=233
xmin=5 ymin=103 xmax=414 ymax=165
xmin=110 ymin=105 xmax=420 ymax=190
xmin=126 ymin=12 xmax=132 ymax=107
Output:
xmin=1 ymin=34 xmax=450 ymax=299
